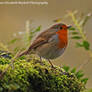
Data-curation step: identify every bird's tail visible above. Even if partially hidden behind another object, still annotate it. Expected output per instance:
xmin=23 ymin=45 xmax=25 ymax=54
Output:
xmin=16 ymin=50 xmax=29 ymax=58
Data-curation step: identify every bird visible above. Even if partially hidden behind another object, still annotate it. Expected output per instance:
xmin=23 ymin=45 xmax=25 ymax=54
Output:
xmin=16 ymin=23 xmax=71 ymax=67
xmin=0 ymin=23 xmax=72 ymax=78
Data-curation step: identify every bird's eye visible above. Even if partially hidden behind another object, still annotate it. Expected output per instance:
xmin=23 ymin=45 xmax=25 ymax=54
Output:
xmin=60 ymin=26 xmax=62 ymax=29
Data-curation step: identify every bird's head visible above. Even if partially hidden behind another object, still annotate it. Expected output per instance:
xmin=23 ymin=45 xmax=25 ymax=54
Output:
xmin=51 ymin=23 xmax=71 ymax=33
xmin=51 ymin=23 xmax=72 ymax=48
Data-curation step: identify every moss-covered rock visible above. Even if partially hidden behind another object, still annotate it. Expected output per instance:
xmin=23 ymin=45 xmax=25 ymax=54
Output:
xmin=0 ymin=55 xmax=85 ymax=92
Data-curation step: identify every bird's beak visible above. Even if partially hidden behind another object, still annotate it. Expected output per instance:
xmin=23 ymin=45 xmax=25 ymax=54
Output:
xmin=67 ymin=25 xmax=72 ymax=29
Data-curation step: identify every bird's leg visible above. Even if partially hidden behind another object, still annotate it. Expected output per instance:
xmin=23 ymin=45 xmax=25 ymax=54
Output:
xmin=48 ymin=59 xmax=54 ymax=68
xmin=40 ymin=56 xmax=42 ymax=62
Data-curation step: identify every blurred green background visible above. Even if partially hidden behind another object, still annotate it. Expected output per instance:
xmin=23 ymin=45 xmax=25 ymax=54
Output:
xmin=0 ymin=0 xmax=92 ymax=89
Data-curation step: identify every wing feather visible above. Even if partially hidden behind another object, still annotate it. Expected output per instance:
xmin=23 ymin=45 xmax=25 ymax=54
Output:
xmin=27 ymin=29 xmax=56 ymax=51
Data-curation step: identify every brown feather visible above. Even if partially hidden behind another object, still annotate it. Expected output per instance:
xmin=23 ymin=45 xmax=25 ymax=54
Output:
xmin=27 ymin=28 xmax=56 ymax=51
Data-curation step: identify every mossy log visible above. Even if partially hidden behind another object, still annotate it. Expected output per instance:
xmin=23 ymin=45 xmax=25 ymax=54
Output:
xmin=0 ymin=53 xmax=85 ymax=92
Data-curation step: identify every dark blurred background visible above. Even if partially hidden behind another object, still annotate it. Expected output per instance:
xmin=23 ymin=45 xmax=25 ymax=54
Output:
xmin=0 ymin=0 xmax=92 ymax=88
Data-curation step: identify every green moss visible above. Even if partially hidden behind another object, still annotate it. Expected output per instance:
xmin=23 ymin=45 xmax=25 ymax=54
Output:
xmin=0 ymin=56 xmax=85 ymax=92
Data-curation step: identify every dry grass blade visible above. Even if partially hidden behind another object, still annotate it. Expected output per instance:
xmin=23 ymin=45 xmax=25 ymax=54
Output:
xmin=0 ymin=41 xmax=9 ymax=51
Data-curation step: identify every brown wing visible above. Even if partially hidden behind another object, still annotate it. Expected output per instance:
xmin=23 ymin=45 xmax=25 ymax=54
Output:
xmin=27 ymin=28 xmax=56 ymax=51
xmin=28 ymin=37 xmax=48 ymax=50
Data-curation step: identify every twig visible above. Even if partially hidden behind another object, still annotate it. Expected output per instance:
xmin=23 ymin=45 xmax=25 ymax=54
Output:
xmin=68 ymin=11 xmax=86 ymax=40
xmin=77 ymin=58 xmax=91 ymax=71
xmin=68 ymin=11 xmax=92 ymax=59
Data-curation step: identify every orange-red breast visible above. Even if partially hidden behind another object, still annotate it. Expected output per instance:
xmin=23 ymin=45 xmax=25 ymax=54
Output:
xmin=18 ymin=23 xmax=71 ymax=67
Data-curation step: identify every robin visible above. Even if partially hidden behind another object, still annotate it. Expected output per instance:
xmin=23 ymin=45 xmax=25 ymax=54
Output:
xmin=17 ymin=23 xmax=71 ymax=67
xmin=0 ymin=23 xmax=72 ymax=78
